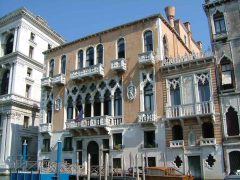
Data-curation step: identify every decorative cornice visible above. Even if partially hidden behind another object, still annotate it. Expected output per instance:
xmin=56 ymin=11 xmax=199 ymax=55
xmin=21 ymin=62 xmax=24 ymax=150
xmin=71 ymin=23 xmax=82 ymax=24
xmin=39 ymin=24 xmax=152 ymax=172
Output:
xmin=0 ymin=93 xmax=40 ymax=109
xmin=0 ymin=51 xmax=44 ymax=72
xmin=0 ymin=7 xmax=65 ymax=44
xmin=44 ymin=13 xmax=194 ymax=55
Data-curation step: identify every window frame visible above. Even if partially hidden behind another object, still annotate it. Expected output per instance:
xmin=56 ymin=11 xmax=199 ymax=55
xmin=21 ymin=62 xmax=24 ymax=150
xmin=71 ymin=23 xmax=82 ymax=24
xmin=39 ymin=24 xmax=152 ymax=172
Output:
xmin=49 ymin=59 xmax=55 ymax=78
xmin=117 ymin=38 xmax=125 ymax=59
xmin=86 ymin=47 xmax=94 ymax=67
xmin=61 ymin=55 xmax=66 ymax=75
xmin=96 ymin=44 xmax=104 ymax=64
xmin=143 ymin=30 xmax=153 ymax=52
xmin=213 ymin=11 xmax=226 ymax=34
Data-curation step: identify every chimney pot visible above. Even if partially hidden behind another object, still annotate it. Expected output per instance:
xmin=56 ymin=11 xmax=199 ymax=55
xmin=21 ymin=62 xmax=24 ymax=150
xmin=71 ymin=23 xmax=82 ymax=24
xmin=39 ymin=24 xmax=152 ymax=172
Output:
xmin=165 ymin=6 xmax=176 ymax=28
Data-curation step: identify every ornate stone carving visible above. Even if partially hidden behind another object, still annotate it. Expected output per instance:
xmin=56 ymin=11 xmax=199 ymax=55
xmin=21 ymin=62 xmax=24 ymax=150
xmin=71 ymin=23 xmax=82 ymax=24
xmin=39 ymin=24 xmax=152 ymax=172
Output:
xmin=55 ymin=96 xmax=62 ymax=111
xmin=127 ymin=81 xmax=136 ymax=101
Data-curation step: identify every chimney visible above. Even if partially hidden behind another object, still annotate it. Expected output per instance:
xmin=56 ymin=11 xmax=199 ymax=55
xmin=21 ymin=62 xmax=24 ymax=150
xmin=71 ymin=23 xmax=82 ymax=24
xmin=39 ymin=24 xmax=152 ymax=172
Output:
xmin=184 ymin=22 xmax=191 ymax=32
xmin=165 ymin=6 xmax=176 ymax=28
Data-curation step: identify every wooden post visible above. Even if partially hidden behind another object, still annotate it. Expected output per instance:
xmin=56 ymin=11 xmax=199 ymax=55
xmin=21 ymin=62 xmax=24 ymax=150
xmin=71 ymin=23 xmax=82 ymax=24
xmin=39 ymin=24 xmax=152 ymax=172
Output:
xmin=87 ymin=154 xmax=91 ymax=180
xmin=136 ymin=154 xmax=139 ymax=180
xmin=76 ymin=152 xmax=79 ymax=180
xmin=122 ymin=155 xmax=125 ymax=177
xmin=104 ymin=153 xmax=108 ymax=180
xmin=141 ymin=154 xmax=145 ymax=180
xmin=132 ymin=154 xmax=135 ymax=178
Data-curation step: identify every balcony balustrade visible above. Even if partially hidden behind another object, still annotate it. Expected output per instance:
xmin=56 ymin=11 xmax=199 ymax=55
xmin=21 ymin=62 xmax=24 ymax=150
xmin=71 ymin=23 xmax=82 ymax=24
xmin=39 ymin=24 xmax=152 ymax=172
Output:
xmin=170 ymin=140 xmax=184 ymax=148
xmin=166 ymin=101 xmax=213 ymax=119
xmin=0 ymin=94 xmax=40 ymax=107
xmin=51 ymin=74 xmax=65 ymax=85
xmin=66 ymin=116 xmax=122 ymax=129
xmin=111 ymin=58 xmax=126 ymax=72
xmin=70 ymin=64 xmax=104 ymax=80
xmin=138 ymin=51 xmax=155 ymax=66
xmin=200 ymin=138 xmax=216 ymax=146
xmin=161 ymin=51 xmax=213 ymax=67
xmin=41 ymin=77 xmax=52 ymax=87
xmin=138 ymin=112 xmax=156 ymax=123
xmin=39 ymin=123 xmax=52 ymax=133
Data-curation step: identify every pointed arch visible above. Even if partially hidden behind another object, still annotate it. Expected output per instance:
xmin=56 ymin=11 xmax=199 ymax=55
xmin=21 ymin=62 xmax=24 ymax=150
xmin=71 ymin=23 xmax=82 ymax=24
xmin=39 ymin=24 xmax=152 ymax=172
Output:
xmin=61 ymin=55 xmax=66 ymax=74
xmin=97 ymin=44 xmax=103 ymax=64
xmin=85 ymin=93 xmax=91 ymax=117
xmin=219 ymin=56 xmax=235 ymax=90
xmin=77 ymin=49 xmax=84 ymax=69
xmin=117 ymin=38 xmax=125 ymax=59
xmin=94 ymin=91 xmax=101 ymax=116
xmin=86 ymin=47 xmax=94 ymax=66
xmin=67 ymin=96 xmax=74 ymax=120
xmin=226 ymin=106 xmax=239 ymax=136
xmin=114 ymin=88 xmax=122 ymax=116
xmin=75 ymin=94 xmax=82 ymax=117
xmin=104 ymin=89 xmax=111 ymax=116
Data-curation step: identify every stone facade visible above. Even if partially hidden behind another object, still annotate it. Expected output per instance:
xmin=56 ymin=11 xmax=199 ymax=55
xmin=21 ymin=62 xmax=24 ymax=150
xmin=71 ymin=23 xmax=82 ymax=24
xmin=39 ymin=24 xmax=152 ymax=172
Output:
xmin=0 ymin=8 xmax=64 ymax=174
xmin=204 ymin=0 xmax=240 ymax=177
xmin=39 ymin=6 xmax=225 ymax=179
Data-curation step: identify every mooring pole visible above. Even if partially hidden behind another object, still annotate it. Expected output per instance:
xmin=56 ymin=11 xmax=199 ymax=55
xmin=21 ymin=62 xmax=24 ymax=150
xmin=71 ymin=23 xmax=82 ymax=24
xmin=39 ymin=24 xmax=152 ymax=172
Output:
xmin=22 ymin=140 xmax=27 ymax=171
xmin=104 ymin=153 xmax=108 ymax=180
xmin=57 ymin=140 xmax=62 ymax=180
xmin=136 ymin=154 xmax=139 ymax=180
xmin=87 ymin=153 xmax=91 ymax=180
xmin=76 ymin=151 xmax=79 ymax=180
xmin=141 ymin=154 xmax=145 ymax=180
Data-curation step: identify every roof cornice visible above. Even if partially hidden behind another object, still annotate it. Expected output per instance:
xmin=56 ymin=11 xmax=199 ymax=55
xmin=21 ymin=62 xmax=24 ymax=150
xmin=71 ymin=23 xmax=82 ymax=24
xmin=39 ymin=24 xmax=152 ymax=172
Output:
xmin=0 ymin=7 xmax=65 ymax=45
xmin=44 ymin=13 xmax=194 ymax=55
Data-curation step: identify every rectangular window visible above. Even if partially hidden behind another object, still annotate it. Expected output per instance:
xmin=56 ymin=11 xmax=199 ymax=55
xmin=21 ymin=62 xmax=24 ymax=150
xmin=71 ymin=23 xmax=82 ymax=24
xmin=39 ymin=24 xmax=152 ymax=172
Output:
xmin=144 ymin=131 xmax=156 ymax=148
xmin=198 ymin=81 xmax=210 ymax=102
xmin=42 ymin=139 xmax=50 ymax=152
xmin=27 ymin=68 xmax=32 ymax=77
xmin=113 ymin=133 xmax=122 ymax=150
xmin=76 ymin=140 xmax=82 ymax=150
xmin=25 ymin=84 xmax=31 ymax=98
xmin=214 ymin=17 xmax=226 ymax=34
xmin=64 ymin=159 xmax=72 ymax=164
xmin=103 ymin=139 xmax=109 ymax=149
xmin=23 ymin=116 xmax=29 ymax=128
xmin=170 ymin=86 xmax=181 ymax=106
xmin=113 ymin=158 xmax=121 ymax=168
xmin=147 ymin=157 xmax=156 ymax=167
xmin=63 ymin=137 xmax=73 ymax=151
xmin=222 ymin=64 xmax=232 ymax=85
xmin=30 ymin=32 xmax=35 ymax=41
xmin=29 ymin=46 xmax=34 ymax=58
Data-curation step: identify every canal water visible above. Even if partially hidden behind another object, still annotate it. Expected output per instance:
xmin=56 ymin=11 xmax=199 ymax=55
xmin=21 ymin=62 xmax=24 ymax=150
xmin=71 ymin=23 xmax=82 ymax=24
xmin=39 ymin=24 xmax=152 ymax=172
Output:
xmin=0 ymin=175 xmax=10 ymax=180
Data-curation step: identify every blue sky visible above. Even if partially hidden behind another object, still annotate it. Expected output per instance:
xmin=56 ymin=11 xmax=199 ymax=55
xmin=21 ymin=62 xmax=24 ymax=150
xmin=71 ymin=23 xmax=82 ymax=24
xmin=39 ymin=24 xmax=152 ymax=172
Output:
xmin=0 ymin=0 xmax=211 ymax=50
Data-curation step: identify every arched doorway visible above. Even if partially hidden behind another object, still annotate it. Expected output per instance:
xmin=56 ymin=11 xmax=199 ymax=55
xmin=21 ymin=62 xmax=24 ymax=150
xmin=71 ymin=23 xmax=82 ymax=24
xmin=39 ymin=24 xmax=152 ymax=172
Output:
xmin=87 ymin=141 xmax=99 ymax=166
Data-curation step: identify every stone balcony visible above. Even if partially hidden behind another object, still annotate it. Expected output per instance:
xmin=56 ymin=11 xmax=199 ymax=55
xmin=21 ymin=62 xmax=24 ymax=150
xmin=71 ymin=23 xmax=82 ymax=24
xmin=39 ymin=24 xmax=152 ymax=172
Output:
xmin=200 ymin=138 xmax=216 ymax=146
xmin=213 ymin=32 xmax=228 ymax=41
xmin=138 ymin=51 xmax=155 ymax=66
xmin=51 ymin=74 xmax=65 ymax=85
xmin=0 ymin=94 xmax=40 ymax=108
xmin=65 ymin=116 xmax=122 ymax=130
xmin=138 ymin=111 xmax=156 ymax=123
xmin=70 ymin=64 xmax=104 ymax=80
xmin=161 ymin=51 xmax=214 ymax=71
xmin=165 ymin=101 xmax=213 ymax=119
xmin=111 ymin=58 xmax=126 ymax=72
xmin=170 ymin=140 xmax=184 ymax=148
xmin=39 ymin=123 xmax=52 ymax=133
xmin=41 ymin=77 xmax=52 ymax=88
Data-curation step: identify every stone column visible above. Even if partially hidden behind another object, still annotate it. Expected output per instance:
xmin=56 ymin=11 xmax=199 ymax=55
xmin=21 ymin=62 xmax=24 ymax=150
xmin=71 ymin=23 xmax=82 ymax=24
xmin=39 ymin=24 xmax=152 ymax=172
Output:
xmin=111 ymin=95 xmax=114 ymax=116
xmin=13 ymin=27 xmax=19 ymax=52
xmin=91 ymin=99 xmax=94 ymax=117
xmin=7 ymin=64 xmax=13 ymax=94
xmin=100 ymin=97 xmax=104 ymax=116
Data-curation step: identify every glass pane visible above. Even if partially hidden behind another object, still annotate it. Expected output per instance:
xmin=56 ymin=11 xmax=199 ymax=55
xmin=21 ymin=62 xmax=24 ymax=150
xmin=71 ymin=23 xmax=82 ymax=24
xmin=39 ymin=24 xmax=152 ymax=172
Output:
xmin=222 ymin=71 xmax=232 ymax=85
xmin=182 ymin=76 xmax=194 ymax=104
xmin=170 ymin=87 xmax=181 ymax=106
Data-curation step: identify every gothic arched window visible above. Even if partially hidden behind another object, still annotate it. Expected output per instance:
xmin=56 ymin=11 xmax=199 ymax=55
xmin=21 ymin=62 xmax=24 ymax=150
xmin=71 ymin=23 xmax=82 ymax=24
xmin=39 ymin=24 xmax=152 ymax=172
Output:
xmin=94 ymin=92 xmax=101 ymax=116
xmin=144 ymin=82 xmax=154 ymax=112
xmin=46 ymin=101 xmax=52 ymax=123
xmin=67 ymin=96 xmax=73 ymax=120
xmin=226 ymin=107 xmax=239 ymax=136
xmin=97 ymin=44 xmax=103 ymax=64
xmin=85 ymin=94 xmax=91 ymax=117
xmin=117 ymin=38 xmax=125 ymax=59
xmin=86 ymin=47 xmax=94 ymax=66
xmin=163 ymin=35 xmax=169 ymax=58
xmin=144 ymin=30 xmax=153 ymax=52
xmin=104 ymin=90 xmax=111 ymax=116
xmin=229 ymin=151 xmax=240 ymax=175
xmin=78 ymin=50 xmax=84 ymax=69
xmin=213 ymin=11 xmax=226 ymax=34
xmin=75 ymin=95 xmax=82 ymax=117
xmin=49 ymin=59 xmax=54 ymax=78
xmin=219 ymin=58 xmax=235 ymax=90
xmin=114 ymin=88 xmax=122 ymax=116
xmin=61 ymin=55 xmax=66 ymax=75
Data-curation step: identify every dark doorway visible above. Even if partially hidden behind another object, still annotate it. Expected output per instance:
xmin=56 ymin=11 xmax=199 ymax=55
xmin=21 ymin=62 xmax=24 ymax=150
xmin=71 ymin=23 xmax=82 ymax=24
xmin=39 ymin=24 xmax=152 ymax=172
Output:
xmin=188 ymin=156 xmax=202 ymax=180
xmin=87 ymin=141 xmax=99 ymax=166
xmin=229 ymin=151 xmax=240 ymax=174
